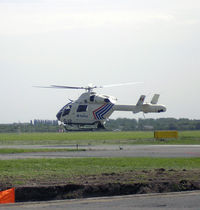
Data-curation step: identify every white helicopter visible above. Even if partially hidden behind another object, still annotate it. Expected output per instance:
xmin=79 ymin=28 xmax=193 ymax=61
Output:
xmin=38 ymin=83 xmax=166 ymax=130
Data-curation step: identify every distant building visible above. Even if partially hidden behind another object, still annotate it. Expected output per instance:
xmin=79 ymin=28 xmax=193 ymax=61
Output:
xmin=143 ymin=125 xmax=154 ymax=130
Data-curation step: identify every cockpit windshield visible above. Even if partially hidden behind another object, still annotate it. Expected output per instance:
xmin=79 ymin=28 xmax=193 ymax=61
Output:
xmin=62 ymin=108 xmax=70 ymax=116
xmin=56 ymin=102 xmax=72 ymax=120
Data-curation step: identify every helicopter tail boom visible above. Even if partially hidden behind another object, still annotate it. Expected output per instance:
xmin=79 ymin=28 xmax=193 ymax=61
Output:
xmin=113 ymin=94 xmax=166 ymax=114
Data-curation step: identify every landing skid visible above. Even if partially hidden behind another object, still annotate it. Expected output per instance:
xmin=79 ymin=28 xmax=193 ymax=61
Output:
xmin=63 ymin=123 xmax=105 ymax=132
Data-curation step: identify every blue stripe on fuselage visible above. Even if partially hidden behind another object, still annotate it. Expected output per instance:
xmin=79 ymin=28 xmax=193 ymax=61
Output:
xmin=96 ymin=103 xmax=113 ymax=120
xmin=98 ymin=103 xmax=113 ymax=117
xmin=96 ymin=104 xmax=110 ymax=120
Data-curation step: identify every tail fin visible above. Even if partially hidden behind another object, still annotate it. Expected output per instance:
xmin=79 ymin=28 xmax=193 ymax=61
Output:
xmin=151 ymin=94 xmax=160 ymax=104
xmin=136 ymin=95 xmax=145 ymax=106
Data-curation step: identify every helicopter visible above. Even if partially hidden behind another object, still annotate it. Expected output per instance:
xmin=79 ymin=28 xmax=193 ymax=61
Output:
xmin=37 ymin=83 xmax=167 ymax=130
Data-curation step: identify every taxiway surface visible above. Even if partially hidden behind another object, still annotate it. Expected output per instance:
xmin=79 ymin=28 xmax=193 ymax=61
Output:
xmin=1 ymin=191 xmax=200 ymax=210
xmin=0 ymin=145 xmax=200 ymax=159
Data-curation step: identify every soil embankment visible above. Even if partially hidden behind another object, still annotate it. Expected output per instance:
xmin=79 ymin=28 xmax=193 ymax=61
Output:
xmin=15 ymin=180 xmax=200 ymax=202
xmin=1 ymin=168 xmax=200 ymax=202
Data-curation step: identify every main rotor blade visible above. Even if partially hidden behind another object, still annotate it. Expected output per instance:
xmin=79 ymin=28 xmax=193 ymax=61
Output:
xmin=102 ymin=82 xmax=143 ymax=88
xmin=34 ymin=85 xmax=85 ymax=89
xmin=34 ymin=82 xmax=143 ymax=90
xmin=51 ymin=85 xmax=85 ymax=89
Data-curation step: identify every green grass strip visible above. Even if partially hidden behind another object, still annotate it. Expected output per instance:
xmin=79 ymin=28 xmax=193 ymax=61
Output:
xmin=0 ymin=131 xmax=153 ymax=141
xmin=0 ymin=131 xmax=200 ymax=145
xmin=0 ymin=148 xmax=85 ymax=154
xmin=0 ymin=157 xmax=200 ymax=178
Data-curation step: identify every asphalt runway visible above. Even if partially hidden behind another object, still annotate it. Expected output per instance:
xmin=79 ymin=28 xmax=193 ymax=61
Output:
xmin=0 ymin=145 xmax=200 ymax=159
xmin=1 ymin=191 xmax=200 ymax=210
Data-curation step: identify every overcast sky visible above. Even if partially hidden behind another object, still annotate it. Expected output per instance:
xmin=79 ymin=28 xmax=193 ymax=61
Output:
xmin=0 ymin=0 xmax=200 ymax=123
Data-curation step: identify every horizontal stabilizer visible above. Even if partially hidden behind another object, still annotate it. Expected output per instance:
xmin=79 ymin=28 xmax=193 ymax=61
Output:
xmin=136 ymin=95 xmax=145 ymax=106
xmin=151 ymin=94 xmax=160 ymax=104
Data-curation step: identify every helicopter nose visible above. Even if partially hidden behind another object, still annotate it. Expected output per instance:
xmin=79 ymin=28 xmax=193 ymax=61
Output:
xmin=56 ymin=111 xmax=62 ymax=121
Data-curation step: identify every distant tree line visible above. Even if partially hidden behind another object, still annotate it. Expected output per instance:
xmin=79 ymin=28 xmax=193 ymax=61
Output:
xmin=0 ymin=120 xmax=59 ymax=133
xmin=106 ymin=118 xmax=200 ymax=131
xmin=0 ymin=118 xmax=200 ymax=133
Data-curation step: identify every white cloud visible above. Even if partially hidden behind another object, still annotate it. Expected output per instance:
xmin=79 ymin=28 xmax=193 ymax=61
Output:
xmin=0 ymin=4 xmax=177 ymax=36
xmin=1 ymin=1 xmax=200 ymax=36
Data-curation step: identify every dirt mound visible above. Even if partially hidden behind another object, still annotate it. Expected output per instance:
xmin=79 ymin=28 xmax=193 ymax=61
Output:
xmin=1 ymin=169 xmax=200 ymax=202
xmin=15 ymin=180 xmax=200 ymax=202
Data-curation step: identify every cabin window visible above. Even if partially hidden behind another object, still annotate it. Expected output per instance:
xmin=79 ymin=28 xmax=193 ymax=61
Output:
xmin=77 ymin=105 xmax=88 ymax=112
xmin=104 ymin=98 xmax=110 ymax=103
xmin=90 ymin=95 xmax=95 ymax=102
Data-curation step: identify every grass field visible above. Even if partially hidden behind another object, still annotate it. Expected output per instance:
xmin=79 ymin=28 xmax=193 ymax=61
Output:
xmin=0 ymin=157 xmax=200 ymax=186
xmin=0 ymin=148 xmax=85 ymax=154
xmin=0 ymin=131 xmax=200 ymax=145
xmin=0 ymin=131 xmax=200 ymax=188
